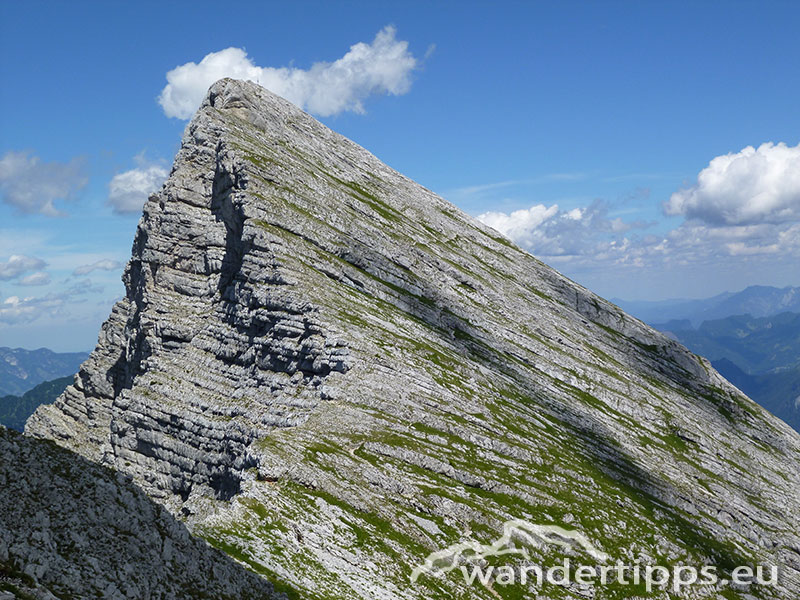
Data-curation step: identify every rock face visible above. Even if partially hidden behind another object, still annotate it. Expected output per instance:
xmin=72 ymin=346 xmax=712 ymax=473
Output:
xmin=27 ymin=79 xmax=800 ymax=599
xmin=0 ymin=427 xmax=282 ymax=599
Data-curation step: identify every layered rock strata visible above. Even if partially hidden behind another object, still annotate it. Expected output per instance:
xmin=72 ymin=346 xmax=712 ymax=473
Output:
xmin=28 ymin=79 xmax=800 ymax=599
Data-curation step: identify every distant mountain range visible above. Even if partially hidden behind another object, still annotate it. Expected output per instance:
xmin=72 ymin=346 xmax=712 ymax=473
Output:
xmin=650 ymin=312 xmax=800 ymax=433
xmin=0 ymin=376 xmax=72 ymax=432
xmin=0 ymin=347 xmax=88 ymax=396
xmin=710 ymin=358 xmax=800 ymax=433
xmin=613 ymin=285 xmax=800 ymax=327
xmin=656 ymin=312 xmax=800 ymax=374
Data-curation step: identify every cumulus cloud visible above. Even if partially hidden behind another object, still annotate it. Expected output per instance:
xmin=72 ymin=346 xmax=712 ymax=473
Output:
xmin=0 ymin=151 xmax=87 ymax=216
xmin=478 ymin=205 xmax=559 ymax=249
xmin=107 ymin=155 xmax=168 ymax=215
xmin=468 ymin=151 xmax=800 ymax=298
xmin=158 ymin=26 xmax=418 ymax=119
xmin=73 ymin=259 xmax=123 ymax=276
xmin=18 ymin=272 xmax=51 ymax=286
xmin=478 ymin=199 xmax=651 ymax=260
xmin=479 ymin=195 xmax=800 ymax=275
xmin=476 ymin=140 xmax=800 ymax=283
xmin=665 ymin=142 xmax=800 ymax=225
xmin=0 ymin=255 xmax=47 ymax=280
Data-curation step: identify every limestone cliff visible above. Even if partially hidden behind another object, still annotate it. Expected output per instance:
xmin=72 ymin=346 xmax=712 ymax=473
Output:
xmin=27 ymin=79 xmax=800 ymax=599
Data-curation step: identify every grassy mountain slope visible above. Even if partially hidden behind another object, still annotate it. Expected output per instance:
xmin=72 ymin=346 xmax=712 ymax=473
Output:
xmin=27 ymin=79 xmax=800 ymax=600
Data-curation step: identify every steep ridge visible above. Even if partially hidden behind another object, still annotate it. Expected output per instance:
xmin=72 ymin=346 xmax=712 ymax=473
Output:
xmin=27 ymin=79 xmax=800 ymax=599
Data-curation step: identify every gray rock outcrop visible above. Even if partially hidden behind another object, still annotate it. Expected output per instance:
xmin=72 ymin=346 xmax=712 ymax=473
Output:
xmin=0 ymin=426 xmax=283 ymax=599
xmin=26 ymin=78 xmax=800 ymax=599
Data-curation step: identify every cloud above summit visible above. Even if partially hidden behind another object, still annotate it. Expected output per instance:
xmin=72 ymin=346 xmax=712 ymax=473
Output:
xmin=664 ymin=142 xmax=800 ymax=225
xmin=158 ymin=26 xmax=419 ymax=119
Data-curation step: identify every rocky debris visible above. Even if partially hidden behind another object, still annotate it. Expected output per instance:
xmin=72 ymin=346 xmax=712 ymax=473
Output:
xmin=26 ymin=79 xmax=800 ymax=599
xmin=0 ymin=426 xmax=284 ymax=599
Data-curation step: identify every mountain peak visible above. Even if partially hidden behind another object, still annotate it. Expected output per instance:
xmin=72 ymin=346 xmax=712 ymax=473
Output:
xmin=203 ymin=77 xmax=300 ymax=126
xmin=26 ymin=79 xmax=800 ymax=599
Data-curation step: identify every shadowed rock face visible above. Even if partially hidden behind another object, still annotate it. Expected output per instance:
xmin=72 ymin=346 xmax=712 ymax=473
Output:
xmin=27 ymin=79 xmax=800 ymax=599
xmin=0 ymin=427 xmax=284 ymax=599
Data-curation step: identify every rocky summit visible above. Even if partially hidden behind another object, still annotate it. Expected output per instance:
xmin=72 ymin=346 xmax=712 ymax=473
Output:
xmin=26 ymin=79 xmax=800 ymax=599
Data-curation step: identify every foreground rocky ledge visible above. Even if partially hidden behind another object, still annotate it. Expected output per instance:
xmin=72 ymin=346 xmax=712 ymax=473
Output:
xmin=0 ymin=427 xmax=283 ymax=599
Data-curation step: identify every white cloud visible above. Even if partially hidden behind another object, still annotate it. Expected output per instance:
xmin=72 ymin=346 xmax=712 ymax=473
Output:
xmin=0 ymin=255 xmax=46 ymax=280
xmin=158 ymin=26 xmax=418 ymax=119
xmin=478 ymin=205 xmax=560 ymax=249
xmin=73 ymin=259 xmax=123 ymax=276
xmin=476 ymin=194 xmax=800 ymax=289
xmin=474 ymin=143 xmax=800 ymax=291
xmin=0 ymin=290 xmax=72 ymax=324
xmin=0 ymin=278 xmax=102 ymax=325
xmin=0 ymin=295 xmax=61 ymax=324
xmin=665 ymin=142 xmax=800 ymax=225
xmin=0 ymin=151 xmax=87 ymax=216
xmin=107 ymin=155 xmax=168 ymax=215
xmin=466 ymin=153 xmax=800 ymax=298
xmin=18 ymin=272 xmax=51 ymax=286
xmin=478 ymin=200 xmax=651 ymax=259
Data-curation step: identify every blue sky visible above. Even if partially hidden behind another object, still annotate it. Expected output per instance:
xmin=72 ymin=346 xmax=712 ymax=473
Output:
xmin=1 ymin=1 xmax=799 ymax=351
